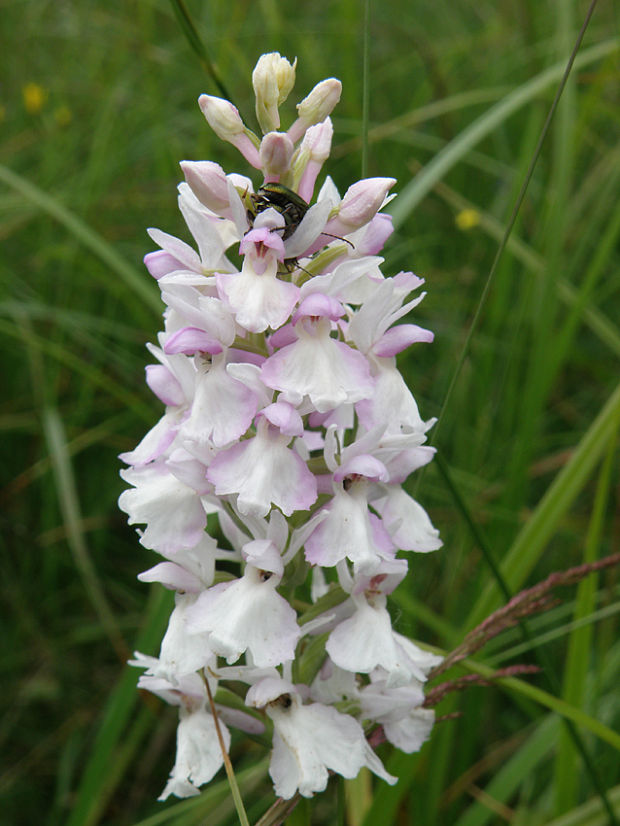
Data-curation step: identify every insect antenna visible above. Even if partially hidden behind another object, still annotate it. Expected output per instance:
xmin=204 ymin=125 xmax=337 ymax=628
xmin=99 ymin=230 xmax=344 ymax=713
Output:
xmin=319 ymin=232 xmax=355 ymax=249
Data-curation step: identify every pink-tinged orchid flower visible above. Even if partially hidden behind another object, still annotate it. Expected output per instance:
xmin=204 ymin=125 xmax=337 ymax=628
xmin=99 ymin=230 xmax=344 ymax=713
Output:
xmin=216 ymin=225 xmax=300 ymax=333
xmin=261 ymin=293 xmax=374 ymax=412
xmin=207 ymin=413 xmax=317 ymax=517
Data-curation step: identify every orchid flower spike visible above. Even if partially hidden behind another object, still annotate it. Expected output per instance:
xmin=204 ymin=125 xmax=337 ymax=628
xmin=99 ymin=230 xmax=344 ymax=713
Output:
xmin=122 ymin=52 xmax=441 ymax=806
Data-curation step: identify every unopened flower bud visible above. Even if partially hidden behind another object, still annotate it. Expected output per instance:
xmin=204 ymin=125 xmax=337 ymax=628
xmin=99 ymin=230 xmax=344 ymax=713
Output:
xmin=288 ymin=78 xmax=341 ymax=143
xmin=180 ymin=160 xmax=231 ymax=216
xmin=260 ymin=132 xmax=295 ymax=178
xmin=198 ymin=95 xmax=244 ymax=140
xmin=198 ymin=94 xmax=262 ymax=169
xmin=299 ymin=177 xmax=396 ymax=258
xmin=324 ymin=177 xmax=396 ymax=240
xmin=338 ymin=178 xmax=396 ymax=228
xmin=252 ymin=52 xmax=297 ymax=133
xmin=297 ymin=78 xmax=342 ymax=124
xmin=294 ymin=119 xmax=333 ymax=201
xmin=300 ymin=118 xmax=333 ymax=163
xmin=143 ymin=250 xmax=182 ymax=280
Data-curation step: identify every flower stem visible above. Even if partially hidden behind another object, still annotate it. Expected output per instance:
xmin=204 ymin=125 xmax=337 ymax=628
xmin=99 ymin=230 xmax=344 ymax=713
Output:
xmin=202 ymin=670 xmax=250 ymax=826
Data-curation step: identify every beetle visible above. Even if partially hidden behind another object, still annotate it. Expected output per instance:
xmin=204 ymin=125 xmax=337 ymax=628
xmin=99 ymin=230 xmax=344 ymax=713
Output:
xmin=249 ymin=183 xmax=310 ymax=239
xmin=248 ymin=182 xmax=355 ymax=253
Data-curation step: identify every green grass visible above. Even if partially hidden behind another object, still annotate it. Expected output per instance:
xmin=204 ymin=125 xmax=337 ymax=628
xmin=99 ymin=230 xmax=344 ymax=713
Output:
xmin=1 ymin=1 xmax=619 ymax=824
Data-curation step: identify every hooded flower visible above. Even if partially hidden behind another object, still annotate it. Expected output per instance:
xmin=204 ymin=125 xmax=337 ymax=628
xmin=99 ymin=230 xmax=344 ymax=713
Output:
xmin=246 ymin=678 xmax=396 ymax=799
xmin=261 ymin=294 xmax=375 ymax=412
xmin=185 ymin=538 xmax=301 ymax=667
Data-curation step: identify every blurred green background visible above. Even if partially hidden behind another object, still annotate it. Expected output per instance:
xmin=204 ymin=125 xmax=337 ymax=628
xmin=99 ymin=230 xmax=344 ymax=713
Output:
xmin=1 ymin=1 xmax=619 ymax=824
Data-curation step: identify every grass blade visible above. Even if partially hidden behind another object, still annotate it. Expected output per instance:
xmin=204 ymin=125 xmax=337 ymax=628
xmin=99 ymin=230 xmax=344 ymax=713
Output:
xmin=388 ymin=38 xmax=619 ymax=226
xmin=0 ymin=164 xmax=160 ymax=316
xmin=467 ymin=380 xmax=620 ymax=629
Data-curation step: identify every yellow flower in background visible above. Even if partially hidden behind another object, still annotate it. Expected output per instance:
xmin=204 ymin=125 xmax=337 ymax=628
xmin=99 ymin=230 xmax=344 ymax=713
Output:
xmin=54 ymin=106 xmax=72 ymax=127
xmin=23 ymin=82 xmax=47 ymax=114
xmin=455 ymin=208 xmax=481 ymax=231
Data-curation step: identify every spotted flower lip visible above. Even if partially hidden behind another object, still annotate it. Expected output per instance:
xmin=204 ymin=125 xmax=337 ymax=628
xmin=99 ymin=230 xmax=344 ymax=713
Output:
xmin=179 ymin=354 xmax=259 ymax=449
xmin=119 ymin=462 xmax=209 ymax=553
xmin=261 ymin=330 xmax=375 ymax=412
xmin=123 ymin=52 xmax=441 ymax=804
xmin=215 ymin=257 xmax=300 ymax=333
xmin=158 ymin=704 xmax=230 ymax=801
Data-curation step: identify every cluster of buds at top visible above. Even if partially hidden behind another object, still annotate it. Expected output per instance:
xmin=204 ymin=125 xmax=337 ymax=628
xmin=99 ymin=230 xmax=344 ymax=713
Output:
xmin=120 ymin=53 xmax=442 ymax=802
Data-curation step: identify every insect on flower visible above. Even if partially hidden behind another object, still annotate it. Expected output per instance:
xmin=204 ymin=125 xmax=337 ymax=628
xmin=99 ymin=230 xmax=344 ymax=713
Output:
xmin=248 ymin=180 xmax=355 ymax=274
xmin=244 ymin=182 xmax=352 ymax=276
xmin=251 ymin=183 xmax=310 ymax=239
